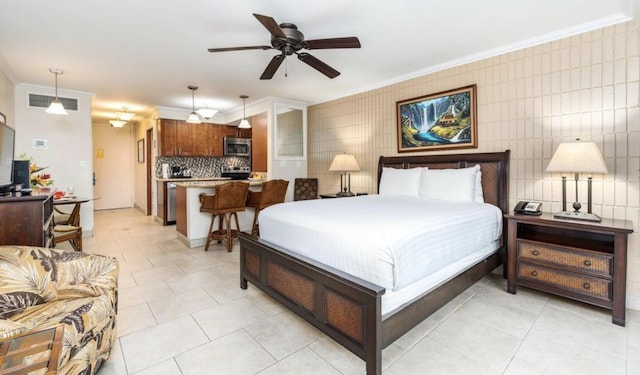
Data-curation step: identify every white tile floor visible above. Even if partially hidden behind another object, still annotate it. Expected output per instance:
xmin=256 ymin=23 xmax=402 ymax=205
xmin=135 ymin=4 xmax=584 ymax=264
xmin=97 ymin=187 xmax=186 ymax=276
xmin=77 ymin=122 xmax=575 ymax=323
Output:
xmin=67 ymin=208 xmax=639 ymax=375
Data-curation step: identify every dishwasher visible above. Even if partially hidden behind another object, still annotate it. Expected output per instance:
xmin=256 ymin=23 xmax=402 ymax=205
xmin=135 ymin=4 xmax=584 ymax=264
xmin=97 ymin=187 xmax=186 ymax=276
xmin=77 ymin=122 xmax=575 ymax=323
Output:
xmin=167 ymin=182 xmax=177 ymax=224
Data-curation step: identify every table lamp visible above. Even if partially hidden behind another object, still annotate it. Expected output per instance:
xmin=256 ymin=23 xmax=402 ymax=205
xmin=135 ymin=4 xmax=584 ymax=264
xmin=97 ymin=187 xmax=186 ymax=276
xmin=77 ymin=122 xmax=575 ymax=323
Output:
xmin=329 ymin=153 xmax=360 ymax=197
xmin=545 ymin=139 xmax=608 ymax=222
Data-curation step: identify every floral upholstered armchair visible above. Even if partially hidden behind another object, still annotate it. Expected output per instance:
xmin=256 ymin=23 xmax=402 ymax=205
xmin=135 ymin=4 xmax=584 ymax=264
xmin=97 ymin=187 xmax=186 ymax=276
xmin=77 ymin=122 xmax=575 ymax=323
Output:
xmin=0 ymin=246 xmax=118 ymax=375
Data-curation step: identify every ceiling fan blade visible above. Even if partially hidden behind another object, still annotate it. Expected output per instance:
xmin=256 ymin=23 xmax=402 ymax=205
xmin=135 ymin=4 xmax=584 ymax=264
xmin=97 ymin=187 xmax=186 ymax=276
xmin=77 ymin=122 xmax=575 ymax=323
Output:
xmin=303 ymin=37 xmax=361 ymax=50
xmin=253 ymin=13 xmax=286 ymax=39
xmin=297 ymin=52 xmax=340 ymax=79
xmin=208 ymin=45 xmax=272 ymax=53
xmin=260 ymin=53 xmax=285 ymax=80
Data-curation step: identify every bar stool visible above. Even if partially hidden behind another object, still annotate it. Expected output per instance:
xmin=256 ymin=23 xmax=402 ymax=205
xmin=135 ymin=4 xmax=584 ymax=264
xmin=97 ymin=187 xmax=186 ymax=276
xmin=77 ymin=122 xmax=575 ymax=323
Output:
xmin=246 ymin=179 xmax=289 ymax=236
xmin=199 ymin=181 xmax=249 ymax=252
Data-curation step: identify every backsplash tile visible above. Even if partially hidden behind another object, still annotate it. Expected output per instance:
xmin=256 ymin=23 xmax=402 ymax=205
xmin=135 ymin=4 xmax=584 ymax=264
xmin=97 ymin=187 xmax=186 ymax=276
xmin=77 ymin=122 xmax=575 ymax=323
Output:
xmin=155 ymin=156 xmax=249 ymax=178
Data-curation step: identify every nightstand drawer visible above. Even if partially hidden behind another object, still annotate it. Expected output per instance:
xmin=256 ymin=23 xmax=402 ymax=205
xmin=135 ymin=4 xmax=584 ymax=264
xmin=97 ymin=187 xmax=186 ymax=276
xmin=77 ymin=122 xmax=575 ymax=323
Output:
xmin=517 ymin=240 xmax=612 ymax=277
xmin=517 ymin=262 xmax=612 ymax=301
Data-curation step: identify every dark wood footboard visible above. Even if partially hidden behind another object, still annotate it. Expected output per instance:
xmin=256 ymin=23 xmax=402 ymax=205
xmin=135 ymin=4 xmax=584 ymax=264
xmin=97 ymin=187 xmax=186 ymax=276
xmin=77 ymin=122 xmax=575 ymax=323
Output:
xmin=239 ymin=231 xmax=385 ymax=375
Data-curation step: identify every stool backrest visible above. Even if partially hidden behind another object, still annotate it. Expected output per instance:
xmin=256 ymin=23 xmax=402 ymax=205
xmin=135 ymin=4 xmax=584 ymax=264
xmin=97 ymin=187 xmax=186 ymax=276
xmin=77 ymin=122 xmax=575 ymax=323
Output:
xmin=294 ymin=178 xmax=318 ymax=201
xmin=259 ymin=179 xmax=289 ymax=209
xmin=199 ymin=182 xmax=249 ymax=214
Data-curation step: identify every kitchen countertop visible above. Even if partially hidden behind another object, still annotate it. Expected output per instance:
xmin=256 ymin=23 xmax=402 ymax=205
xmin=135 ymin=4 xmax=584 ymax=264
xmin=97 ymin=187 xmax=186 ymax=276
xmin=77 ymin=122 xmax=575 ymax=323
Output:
xmin=174 ymin=179 xmax=264 ymax=188
xmin=155 ymin=177 xmax=231 ymax=182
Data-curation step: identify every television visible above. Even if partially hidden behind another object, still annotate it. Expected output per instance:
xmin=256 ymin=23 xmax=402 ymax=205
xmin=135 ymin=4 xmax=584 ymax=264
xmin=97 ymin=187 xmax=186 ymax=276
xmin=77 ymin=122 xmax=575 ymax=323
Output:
xmin=0 ymin=113 xmax=15 ymax=195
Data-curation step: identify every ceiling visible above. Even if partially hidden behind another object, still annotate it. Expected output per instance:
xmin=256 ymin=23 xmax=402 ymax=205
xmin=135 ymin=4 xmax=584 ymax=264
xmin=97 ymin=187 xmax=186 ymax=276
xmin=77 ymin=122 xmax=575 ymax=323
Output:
xmin=0 ymin=1 xmax=634 ymax=124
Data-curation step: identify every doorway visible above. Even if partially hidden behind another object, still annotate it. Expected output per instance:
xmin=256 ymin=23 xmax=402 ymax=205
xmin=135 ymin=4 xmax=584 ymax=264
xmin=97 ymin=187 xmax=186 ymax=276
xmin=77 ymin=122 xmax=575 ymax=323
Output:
xmin=92 ymin=123 xmax=134 ymax=210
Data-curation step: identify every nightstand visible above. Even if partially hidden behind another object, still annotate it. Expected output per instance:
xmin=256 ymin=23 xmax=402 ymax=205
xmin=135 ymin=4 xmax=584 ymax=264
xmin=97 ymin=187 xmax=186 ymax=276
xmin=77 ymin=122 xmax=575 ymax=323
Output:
xmin=505 ymin=213 xmax=633 ymax=326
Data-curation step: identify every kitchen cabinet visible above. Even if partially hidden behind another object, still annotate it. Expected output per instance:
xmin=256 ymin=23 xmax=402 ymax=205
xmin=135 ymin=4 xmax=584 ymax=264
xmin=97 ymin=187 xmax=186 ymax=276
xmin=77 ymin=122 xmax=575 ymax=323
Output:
xmin=157 ymin=119 xmax=196 ymax=156
xmin=251 ymin=113 xmax=267 ymax=172
xmin=158 ymin=119 xmax=253 ymax=157
xmin=194 ymin=124 xmax=216 ymax=156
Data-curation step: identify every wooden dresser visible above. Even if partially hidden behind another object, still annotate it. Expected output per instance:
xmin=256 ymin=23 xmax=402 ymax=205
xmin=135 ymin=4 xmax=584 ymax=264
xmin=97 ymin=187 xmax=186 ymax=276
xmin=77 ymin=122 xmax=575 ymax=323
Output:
xmin=0 ymin=192 xmax=54 ymax=248
xmin=505 ymin=213 xmax=633 ymax=326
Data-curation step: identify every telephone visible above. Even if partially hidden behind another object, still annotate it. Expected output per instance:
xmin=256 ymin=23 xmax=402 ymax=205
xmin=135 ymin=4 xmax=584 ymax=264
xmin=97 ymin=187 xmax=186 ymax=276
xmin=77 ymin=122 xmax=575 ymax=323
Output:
xmin=514 ymin=201 xmax=542 ymax=215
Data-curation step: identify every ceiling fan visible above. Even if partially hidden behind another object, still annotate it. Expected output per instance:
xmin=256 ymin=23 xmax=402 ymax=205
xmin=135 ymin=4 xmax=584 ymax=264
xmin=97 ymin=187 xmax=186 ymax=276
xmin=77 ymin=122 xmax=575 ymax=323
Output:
xmin=208 ymin=13 xmax=361 ymax=80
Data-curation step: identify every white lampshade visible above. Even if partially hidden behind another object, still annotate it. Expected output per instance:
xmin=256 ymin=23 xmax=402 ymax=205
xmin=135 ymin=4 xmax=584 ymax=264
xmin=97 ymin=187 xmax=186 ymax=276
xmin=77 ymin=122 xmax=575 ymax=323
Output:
xmin=197 ymin=108 xmax=218 ymax=120
xmin=109 ymin=119 xmax=126 ymax=128
xmin=238 ymin=119 xmax=251 ymax=129
xmin=186 ymin=112 xmax=201 ymax=124
xmin=546 ymin=141 xmax=608 ymax=174
xmin=45 ymin=100 xmax=68 ymax=115
xmin=329 ymin=154 xmax=360 ymax=172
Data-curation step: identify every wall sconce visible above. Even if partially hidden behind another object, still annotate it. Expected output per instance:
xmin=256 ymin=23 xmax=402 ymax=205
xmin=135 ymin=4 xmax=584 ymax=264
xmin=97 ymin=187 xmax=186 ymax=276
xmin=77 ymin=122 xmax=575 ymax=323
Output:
xmin=546 ymin=139 xmax=608 ymax=222
xmin=186 ymin=86 xmax=202 ymax=124
xmin=45 ymin=68 xmax=68 ymax=115
xmin=238 ymin=95 xmax=251 ymax=129
xmin=329 ymin=153 xmax=360 ymax=196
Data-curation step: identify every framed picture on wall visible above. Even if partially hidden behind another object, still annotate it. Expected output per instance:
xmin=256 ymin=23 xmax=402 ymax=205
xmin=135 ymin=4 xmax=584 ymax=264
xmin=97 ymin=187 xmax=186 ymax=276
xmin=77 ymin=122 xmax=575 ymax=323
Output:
xmin=137 ymin=139 xmax=144 ymax=163
xmin=396 ymin=84 xmax=477 ymax=152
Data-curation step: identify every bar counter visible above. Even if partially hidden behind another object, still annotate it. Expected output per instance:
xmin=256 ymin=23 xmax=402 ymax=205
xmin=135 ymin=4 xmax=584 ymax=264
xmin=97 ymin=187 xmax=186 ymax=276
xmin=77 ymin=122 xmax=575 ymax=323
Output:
xmin=174 ymin=179 xmax=263 ymax=248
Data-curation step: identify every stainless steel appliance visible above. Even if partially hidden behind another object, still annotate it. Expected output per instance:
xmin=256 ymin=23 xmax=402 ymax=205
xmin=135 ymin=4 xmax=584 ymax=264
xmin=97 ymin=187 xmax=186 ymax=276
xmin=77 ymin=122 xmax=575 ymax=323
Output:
xmin=223 ymin=137 xmax=251 ymax=157
xmin=167 ymin=182 xmax=177 ymax=223
xmin=221 ymin=166 xmax=251 ymax=180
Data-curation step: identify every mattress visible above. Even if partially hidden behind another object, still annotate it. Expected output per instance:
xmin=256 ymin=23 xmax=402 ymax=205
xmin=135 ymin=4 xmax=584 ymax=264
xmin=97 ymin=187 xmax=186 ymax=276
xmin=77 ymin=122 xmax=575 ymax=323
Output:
xmin=258 ymin=195 xmax=503 ymax=294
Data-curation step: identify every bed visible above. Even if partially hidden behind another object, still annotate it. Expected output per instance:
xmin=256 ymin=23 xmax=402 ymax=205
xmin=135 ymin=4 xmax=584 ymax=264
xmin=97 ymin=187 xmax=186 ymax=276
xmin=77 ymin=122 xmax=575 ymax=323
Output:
xmin=238 ymin=150 xmax=510 ymax=375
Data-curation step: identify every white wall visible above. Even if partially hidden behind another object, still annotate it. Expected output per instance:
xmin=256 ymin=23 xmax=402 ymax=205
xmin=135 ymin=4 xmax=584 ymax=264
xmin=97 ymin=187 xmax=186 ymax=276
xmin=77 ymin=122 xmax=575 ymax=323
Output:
xmin=14 ymin=84 xmax=95 ymax=235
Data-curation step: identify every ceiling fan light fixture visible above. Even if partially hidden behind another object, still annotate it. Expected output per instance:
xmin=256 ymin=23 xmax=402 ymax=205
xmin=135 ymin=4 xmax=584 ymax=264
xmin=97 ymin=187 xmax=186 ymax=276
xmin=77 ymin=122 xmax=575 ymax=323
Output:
xmin=186 ymin=86 xmax=202 ymax=124
xmin=45 ymin=68 xmax=68 ymax=115
xmin=238 ymin=95 xmax=251 ymax=129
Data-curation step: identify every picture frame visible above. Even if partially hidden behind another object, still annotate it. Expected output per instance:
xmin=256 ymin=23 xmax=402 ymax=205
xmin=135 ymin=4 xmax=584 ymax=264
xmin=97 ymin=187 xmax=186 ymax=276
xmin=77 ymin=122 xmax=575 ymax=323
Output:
xmin=397 ymin=84 xmax=477 ymax=152
xmin=137 ymin=139 xmax=144 ymax=163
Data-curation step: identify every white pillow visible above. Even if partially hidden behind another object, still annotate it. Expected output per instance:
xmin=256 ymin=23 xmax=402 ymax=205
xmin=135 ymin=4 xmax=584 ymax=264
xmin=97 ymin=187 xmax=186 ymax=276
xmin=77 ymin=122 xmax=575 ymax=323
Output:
xmin=379 ymin=167 xmax=423 ymax=197
xmin=472 ymin=165 xmax=484 ymax=203
xmin=419 ymin=166 xmax=478 ymax=202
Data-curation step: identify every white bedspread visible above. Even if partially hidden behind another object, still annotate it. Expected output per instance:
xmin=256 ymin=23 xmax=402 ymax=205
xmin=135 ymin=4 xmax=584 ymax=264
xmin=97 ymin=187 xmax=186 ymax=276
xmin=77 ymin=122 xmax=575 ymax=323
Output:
xmin=258 ymin=195 xmax=503 ymax=292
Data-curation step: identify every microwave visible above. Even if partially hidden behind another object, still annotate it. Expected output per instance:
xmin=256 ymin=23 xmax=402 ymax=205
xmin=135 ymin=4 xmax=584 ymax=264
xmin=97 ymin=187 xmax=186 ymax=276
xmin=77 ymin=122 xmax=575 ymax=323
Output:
xmin=223 ymin=137 xmax=251 ymax=157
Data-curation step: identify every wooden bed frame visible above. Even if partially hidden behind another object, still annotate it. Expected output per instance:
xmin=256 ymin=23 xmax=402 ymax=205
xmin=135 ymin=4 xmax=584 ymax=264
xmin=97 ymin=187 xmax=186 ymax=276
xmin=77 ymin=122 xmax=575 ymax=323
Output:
xmin=239 ymin=150 xmax=510 ymax=375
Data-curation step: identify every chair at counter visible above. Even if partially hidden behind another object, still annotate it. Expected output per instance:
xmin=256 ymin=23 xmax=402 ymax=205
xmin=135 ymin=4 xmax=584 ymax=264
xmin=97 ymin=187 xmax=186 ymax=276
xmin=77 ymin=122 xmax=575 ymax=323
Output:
xmin=246 ymin=179 xmax=289 ymax=236
xmin=199 ymin=181 xmax=249 ymax=252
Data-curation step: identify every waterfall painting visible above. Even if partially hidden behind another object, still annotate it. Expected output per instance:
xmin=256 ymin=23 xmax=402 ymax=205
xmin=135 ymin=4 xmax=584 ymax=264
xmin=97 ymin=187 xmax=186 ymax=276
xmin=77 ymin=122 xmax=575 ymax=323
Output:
xmin=396 ymin=84 xmax=477 ymax=152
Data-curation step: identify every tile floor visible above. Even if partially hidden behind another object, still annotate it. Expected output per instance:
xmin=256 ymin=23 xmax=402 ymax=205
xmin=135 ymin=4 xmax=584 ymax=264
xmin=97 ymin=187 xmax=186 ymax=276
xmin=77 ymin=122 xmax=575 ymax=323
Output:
xmin=69 ymin=208 xmax=639 ymax=375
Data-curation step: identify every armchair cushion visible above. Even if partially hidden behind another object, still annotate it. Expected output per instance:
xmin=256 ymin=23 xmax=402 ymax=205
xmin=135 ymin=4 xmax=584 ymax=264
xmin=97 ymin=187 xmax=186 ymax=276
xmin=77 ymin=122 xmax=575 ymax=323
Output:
xmin=0 ymin=246 xmax=118 ymax=375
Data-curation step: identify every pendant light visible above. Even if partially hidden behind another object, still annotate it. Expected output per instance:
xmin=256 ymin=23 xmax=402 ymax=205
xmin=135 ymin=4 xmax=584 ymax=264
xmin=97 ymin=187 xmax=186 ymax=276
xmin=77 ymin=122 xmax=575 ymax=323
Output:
xmin=45 ymin=68 xmax=68 ymax=115
xmin=186 ymin=86 xmax=201 ymax=124
xmin=238 ymin=95 xmax=251 ymax=129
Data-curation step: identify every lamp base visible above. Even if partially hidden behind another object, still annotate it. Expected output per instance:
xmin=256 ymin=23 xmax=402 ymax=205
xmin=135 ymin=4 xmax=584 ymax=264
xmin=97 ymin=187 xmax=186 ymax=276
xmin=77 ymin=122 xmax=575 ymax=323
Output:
xmin=336 ymin=191 xmax=355 ymax=197
xmin=553 ymin=210 xmax=601 ymax=222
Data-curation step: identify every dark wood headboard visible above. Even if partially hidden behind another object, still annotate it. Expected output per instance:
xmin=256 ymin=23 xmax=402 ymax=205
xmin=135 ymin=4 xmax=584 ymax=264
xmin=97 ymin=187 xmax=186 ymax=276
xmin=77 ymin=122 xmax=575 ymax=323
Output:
xmin=377 ymin=150 xmax=510 ymax=214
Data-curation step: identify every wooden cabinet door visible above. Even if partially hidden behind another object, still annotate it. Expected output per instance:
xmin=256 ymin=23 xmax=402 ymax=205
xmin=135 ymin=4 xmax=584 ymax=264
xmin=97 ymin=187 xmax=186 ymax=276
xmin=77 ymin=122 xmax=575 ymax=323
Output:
xmin=238 ymin=128 xmax=252 ymax=138
xmin=194 ymin=124 xmax=213 ymax=156
xmin=251 ymin=113 xmax=268 ymax=172
xmin=211 ymin=125 xmax=223 ymax=157
xmin=221 ymin=125 xmax=238 ymax=140
xmin=158 ymin=119 xmax=178 ymax=156
xmin=176 ymin=121 xmax=196 ymax=156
